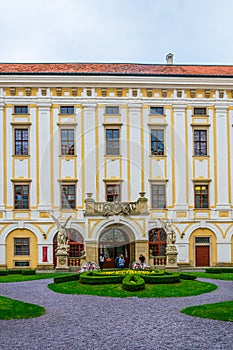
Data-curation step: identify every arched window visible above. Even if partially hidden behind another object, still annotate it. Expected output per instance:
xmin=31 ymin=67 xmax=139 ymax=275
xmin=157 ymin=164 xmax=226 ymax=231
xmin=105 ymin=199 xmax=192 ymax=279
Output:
xmin=149 ymin=228 xmax=166 ymax=256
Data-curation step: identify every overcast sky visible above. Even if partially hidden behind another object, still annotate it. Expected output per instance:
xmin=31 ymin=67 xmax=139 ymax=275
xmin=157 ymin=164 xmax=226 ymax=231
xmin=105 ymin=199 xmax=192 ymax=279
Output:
xmin=1 ymin=0 xmax=233 ymax=65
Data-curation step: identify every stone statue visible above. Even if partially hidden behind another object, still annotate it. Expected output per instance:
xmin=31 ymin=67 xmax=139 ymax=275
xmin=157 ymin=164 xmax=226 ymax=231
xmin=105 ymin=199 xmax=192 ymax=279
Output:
xmin=51 ymin=215 xmax=71 ymax=253
xmin=159 ymin=219 xmax=177 ymax=252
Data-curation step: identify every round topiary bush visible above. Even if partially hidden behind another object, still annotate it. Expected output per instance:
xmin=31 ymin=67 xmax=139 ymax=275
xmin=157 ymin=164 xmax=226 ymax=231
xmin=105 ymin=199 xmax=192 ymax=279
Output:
xmin=122 ymin=274 xmax=145 ymax=291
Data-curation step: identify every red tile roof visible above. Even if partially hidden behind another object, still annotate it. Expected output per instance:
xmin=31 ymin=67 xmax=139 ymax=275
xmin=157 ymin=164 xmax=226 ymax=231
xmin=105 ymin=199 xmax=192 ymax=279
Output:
xmin=0 ymin=63 xmax=233 ymax=77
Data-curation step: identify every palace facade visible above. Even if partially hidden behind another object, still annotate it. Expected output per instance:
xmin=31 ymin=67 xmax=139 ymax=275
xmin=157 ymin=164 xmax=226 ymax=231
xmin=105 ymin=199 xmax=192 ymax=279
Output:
xmin=0 ymin=59 xmax=233 ymax=269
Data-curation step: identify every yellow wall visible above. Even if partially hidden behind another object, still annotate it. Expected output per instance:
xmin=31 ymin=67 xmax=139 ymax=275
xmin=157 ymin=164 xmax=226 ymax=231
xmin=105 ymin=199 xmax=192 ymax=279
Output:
xmin=6 ymin=229 xmax=38 ymax=269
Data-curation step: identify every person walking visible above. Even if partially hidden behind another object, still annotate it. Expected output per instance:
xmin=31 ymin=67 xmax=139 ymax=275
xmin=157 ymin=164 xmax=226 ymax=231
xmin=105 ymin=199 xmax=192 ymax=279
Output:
xmin=139 ymin=254 xmax=146 ymax=268
xmin=118 ymin=254 xmax=125 ymax=269
xmin=99 ymin=254 xmax=104 ymax=270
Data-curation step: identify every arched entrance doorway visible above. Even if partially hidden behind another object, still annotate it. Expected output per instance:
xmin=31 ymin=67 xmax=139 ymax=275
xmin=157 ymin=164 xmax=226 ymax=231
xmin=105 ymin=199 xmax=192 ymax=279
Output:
xmin=99 ymin=226 xmax=133 ymax=268
xmin=53 ymin=228 xmax=84 ymax=268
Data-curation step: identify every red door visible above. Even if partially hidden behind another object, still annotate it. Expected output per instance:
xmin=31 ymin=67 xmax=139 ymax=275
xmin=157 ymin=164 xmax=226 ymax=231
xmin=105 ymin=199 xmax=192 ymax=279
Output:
xmin=195 ymin=246 xmax=210 ymax=266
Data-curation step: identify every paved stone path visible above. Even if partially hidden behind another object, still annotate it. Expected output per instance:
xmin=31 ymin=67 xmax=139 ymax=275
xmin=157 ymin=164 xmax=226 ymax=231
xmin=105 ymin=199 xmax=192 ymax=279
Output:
xmin=0 ymin=278 xmax=233 ymax=350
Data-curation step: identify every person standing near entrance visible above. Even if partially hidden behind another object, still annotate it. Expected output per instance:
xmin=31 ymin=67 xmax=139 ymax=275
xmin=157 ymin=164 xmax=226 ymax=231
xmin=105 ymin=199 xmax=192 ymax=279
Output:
xmin=118 ymin=255 xmax=125 ymax=269
xmin=139 ymin=254 xmax=146 ymax=268
xmin=99 ymin=254 xmax=105 ymax=270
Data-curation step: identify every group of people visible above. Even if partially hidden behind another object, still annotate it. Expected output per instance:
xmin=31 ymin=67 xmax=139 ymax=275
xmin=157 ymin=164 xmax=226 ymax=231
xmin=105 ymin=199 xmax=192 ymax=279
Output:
xmin=99 ymin=253 xmax=146 ymax=270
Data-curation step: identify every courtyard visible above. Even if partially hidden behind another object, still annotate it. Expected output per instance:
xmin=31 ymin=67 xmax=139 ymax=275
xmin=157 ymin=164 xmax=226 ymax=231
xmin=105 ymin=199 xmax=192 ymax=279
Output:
xmin=0 ymin=276 xmax=232 ymax=350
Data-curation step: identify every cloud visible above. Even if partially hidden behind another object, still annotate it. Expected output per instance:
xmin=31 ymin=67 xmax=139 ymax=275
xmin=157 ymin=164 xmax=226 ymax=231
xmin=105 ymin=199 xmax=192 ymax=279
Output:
xmin=0 ymin=0 xmax=233 ymax=64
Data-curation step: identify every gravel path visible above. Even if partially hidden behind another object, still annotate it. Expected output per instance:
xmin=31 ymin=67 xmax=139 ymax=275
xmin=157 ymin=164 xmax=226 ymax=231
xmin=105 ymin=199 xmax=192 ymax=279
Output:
xmin=0 ymin=278 xmax=233 ymax=350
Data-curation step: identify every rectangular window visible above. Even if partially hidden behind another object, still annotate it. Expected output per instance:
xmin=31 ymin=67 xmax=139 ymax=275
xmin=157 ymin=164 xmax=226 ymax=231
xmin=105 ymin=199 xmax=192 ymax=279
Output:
xmin=106 ymin=129 xmax=120 ymax=155
xmin=194 ymin=185 xmax=209 ymax=208
xmin=14 ymin=185 xmax=29 ymax=209
xmin=105 ymin=106 xmax=119 ymax=115
xmin=61 ymin=185 xmax=76 ymax=209
xmin=106 ymin=184 xmax=120 ymax=202
xmin=14 ymin=106 xmax=28 ymax=114
xmin=60 ymin=106 xmax=74 ymax=114
xmin=61 ymin=129 xmax=75 ymax=155
xmin=194 ymin=107 xmax=207 ymax=115
xmin=15 ymin=129 xmax=29 ymax=156
xmin=194 ymin=130 xmax=207 ymax=156
xmin=151 ymin=129 xmax=164 ymax=155
xmin=150 ymin=107 xmax=164 ymax=115
xmin=151 ymin=184 xmax=166 ymax=209
xmin=14 ymin=238 xmax=30 ymax=255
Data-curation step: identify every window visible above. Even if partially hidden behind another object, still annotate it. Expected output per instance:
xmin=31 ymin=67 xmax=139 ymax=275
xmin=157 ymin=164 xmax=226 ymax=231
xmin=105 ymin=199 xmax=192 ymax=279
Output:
xmin=14 ymin=185 xmax=29 ymax=209
xmin=61 ymin=185 xmax=76 ymax=209
xmin=15 ymin=129 xmax=29 ymax=156
xmin=106 ymin=129 xmax=120 ymax=155
xmin=61 ymin=129 xmax=75 ymax=155
xmin=194 ymin=130 xmax=207 ymax=156
xmin=194 ymin=107 xmax=207 ymax=115
xmin=150 ymin=107 xmax=164 ymax=115
xmin=149 ymin=228 xmax=166 ymax=256
xmin=14 ymin=238 xmax=30 ymax=255
xmin=194 ymin=185 xmax=209 ymax=208
xmin=195 ymin=237 xmax=210 ymax=244
xmin=151 ymin=184 xmax=166 ymax=209
xmin=106 ymin=184 xmax=120 ymax=202
xmin=151 ymin=129 xmax=164 ymax=155
xmin=60 ymin=106 xmax=74 ymax=115
xmin=105 ymin=106 xmax=119 ymax=115
xmin=14 ymin=106 xmax=28 ymax=114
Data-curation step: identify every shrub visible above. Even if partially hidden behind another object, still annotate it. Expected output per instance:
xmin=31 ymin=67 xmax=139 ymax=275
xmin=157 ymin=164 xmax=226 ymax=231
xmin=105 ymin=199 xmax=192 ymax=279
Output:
xmin=122 ymin=274 xmax=145 ymax=291
xmin=7 ymin=269 xmax=23 ymax=275
xmin=0 ymin=270 xmax=8 ymax=276
xmin=79 ymin=271 xmax=123 ymax=284
xmin=141 ymin=272 xmax=180 ymax=284
xmin=205 ymin=268 xmax=223 ymax=274
xmin=54 ymin=274 xmax=80 ymax=284
xmin=223 ymin=268 xmax=233 ymax=273
xmin=179 ymin=273 xmax=196 ymax=280
xmin=22 ymin=270 xmax=36 ymax=275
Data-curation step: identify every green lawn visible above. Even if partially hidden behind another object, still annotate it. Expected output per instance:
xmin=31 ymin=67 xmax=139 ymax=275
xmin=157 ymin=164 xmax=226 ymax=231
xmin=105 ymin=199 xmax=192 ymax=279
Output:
xmin=48 ymin=279 xmax=217 ymax=298
xmin=184 ymin=272 xmax=233 ymax=281
xmin=0 ymin=295 xmax=45 ymax=320
xmin=181 ymin=300 xmax=233 ymax=322
xmin=0 ymin=273 xmax=74 ymax=283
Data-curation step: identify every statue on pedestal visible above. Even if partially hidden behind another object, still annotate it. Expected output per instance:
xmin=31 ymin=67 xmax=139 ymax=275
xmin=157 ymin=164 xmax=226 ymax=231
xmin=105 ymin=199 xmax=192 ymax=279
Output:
xmin=159 ymin=219 xmax=178 ymax=269
xmin=51 ymin=215 xmax=71 ymax=270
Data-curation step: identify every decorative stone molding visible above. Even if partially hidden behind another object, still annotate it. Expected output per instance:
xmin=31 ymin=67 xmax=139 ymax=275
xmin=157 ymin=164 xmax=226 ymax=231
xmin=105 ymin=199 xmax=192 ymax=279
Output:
xmin=219 ymin=90 xmax=224 ymax=98
xmin=117 ymin=88 xmax=122 ymax=97
xmin=101 ymin=88 xmax=107 ymax=97
xmin=147 ymin=89 xmax=152 ymax=97
xmin=41 ymin=88 xmax=47 ymax=96
xmin=84 ymin=192 xmax=149 ymax=217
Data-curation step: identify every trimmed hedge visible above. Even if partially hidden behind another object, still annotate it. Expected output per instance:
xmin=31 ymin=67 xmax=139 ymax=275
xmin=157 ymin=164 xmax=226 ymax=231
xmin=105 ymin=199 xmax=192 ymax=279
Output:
xmin=54 ymin=274 xmax=80 ymax=284
xmin=141 ymin=272 xmax=180 ymax=284
xmin=206 ymin=268 xmax=233 ymax=274
xmin=0 ymin=270 xmax=8 ymax=276
xmin=22 ymin=270 xmax=36 ymax=275
xmin=179 ymin=273 xmax=196 ymax=281
xmin=79 ymin=271 xmax=123 ymax=285
xmin=7 ymin=269 xmax=23 ymax=275
xmin=122 ymin=274 xmax=145 ymax=291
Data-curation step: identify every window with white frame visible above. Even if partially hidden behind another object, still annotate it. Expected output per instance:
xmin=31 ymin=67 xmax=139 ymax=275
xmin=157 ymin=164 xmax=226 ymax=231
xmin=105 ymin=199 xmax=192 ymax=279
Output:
xmin=194 ymin=129 xmax=207 ymax=156
xmin=151 ymin=184 xmax=166 ymax=209
xmin=61 ymin=184 xmax=76 ymax=209
xmin=151 ymin=129 xmax=164 ymax=156
xmin=14 ymin=184 xmax=29 ymax=209
xmin=106 ymin=128 xmax=120 ymax=156
xmin=105 ymin=106 xmax=119 ymax=115
xmin=60 ymin=129 xmax=75 ymax=155
xmin=60 ymin=106 xmax=74 ymax=115
xmin=14 ymin=128 xmax=29 ymax=156
xmin=194 ymin=184 xmax=209 ymax=209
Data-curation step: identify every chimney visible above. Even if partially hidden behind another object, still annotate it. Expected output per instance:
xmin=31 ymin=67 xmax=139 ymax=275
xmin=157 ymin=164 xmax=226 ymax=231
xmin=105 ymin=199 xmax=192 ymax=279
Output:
xmin=166 ymin=53 xmax=174 ymax=64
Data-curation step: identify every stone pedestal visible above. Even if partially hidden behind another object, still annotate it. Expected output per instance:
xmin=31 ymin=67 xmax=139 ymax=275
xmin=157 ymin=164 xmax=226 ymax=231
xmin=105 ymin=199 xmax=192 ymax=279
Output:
xmin=55 ymin=247 xmax=69 ymax=272
xmin=166 ymin=251 xmax=178 ymax=271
